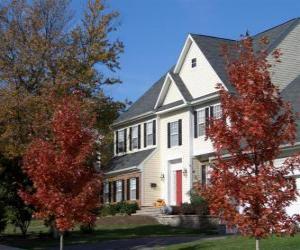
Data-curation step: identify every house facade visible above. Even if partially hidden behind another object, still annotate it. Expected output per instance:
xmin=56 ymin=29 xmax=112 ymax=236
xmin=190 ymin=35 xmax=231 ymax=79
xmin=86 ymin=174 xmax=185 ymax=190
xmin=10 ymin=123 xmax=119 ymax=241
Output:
xmin=104 ymin=18 xmax=300 ymax=214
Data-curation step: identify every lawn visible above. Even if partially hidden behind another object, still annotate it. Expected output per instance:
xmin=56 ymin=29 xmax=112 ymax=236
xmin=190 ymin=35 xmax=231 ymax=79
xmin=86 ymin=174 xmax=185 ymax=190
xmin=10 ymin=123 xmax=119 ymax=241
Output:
xmin=165 ymin=234 xmax=300 ymax=250
xmin=0 ymin=216 xmax=203 ymax=250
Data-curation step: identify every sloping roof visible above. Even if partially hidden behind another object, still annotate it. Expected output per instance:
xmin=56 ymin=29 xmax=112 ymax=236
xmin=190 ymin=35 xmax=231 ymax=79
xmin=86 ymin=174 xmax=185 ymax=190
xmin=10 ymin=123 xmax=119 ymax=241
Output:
xmin=169 ymin=72 xmax=193 ymax=102
xmin=281 ymin=75 xmax=300 ymax=141
xmin=115 ymin=74 xmax=167 ymax=124
xmin=115 ymin=18 xmax=299 ymax=125
xmin=190 ymin=34 xmax=236 ymax=92
xmin=105 ymin=148 xmax=155 ymax=173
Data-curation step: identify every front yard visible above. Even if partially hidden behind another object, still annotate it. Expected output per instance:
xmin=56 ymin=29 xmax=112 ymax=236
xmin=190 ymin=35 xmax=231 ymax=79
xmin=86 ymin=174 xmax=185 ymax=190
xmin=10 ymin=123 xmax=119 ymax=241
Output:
xmin=0 ymin=216 xmax=203 ymax=249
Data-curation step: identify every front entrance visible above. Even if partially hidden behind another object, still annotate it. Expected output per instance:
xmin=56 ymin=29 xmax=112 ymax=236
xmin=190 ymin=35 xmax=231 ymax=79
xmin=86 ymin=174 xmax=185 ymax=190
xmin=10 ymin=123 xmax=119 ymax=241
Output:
xmin=176 ymin=170 xmax=182 ymax=205
xmin=168 ymin=159 xmax=183 ymax=206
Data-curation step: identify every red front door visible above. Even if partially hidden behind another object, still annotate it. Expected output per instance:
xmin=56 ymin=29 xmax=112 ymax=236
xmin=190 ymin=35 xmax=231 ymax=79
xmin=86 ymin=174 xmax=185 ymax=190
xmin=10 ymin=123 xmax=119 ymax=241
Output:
xmin=176 ymin=170 xmax=182 ymax=205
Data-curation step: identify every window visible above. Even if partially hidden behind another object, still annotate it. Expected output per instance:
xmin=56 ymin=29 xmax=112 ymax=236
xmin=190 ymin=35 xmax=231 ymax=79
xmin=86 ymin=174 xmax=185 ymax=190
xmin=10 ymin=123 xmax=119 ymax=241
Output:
xmin=191 ymin=58 xmax=197 ymax=68
xmin=117 ymin=130 xmax=125 ymax=153
xmin=103 ymin=182 xmax=109 ymax=203
xmin=130 ymin=178 xmax=137 ymax=200
xmin=170 ymin=121 xmax=179 ymax=147
xmin=213 ymin=104 xmax=222 ymax=119
xmin=131 ymin=126 xmax=138 ymax=149
xmin=197 ymin=109 xmax=206 ymax=136
xmin=116 ymin=180 xmax=123 ymax=202
xmin=201 ymin=165 xmax=206 ymax=186
xmin=146 ymin=122 xmax=153 ymax=146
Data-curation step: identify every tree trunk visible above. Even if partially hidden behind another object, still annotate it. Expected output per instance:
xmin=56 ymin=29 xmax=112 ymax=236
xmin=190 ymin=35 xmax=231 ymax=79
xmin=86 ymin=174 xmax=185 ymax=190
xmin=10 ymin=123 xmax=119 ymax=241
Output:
xmin=60 ymin=233 xmax=64 ymax=250
xmin=256 ymin=238 xmax=260 ymax=250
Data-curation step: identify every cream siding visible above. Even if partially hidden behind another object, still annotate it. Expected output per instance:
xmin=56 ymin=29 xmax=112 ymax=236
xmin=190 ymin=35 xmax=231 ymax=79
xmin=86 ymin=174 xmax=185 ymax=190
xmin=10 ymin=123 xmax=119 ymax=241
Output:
xmin=141 ymin=149 xmax=161 ymax=206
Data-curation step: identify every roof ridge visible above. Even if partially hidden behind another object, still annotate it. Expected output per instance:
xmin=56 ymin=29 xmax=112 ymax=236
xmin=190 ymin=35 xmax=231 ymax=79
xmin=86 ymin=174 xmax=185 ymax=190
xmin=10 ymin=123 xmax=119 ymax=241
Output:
xmin=253 ymin=17 xmax=299 ymax=38
xmin=190 ymin=33 xmax=236 ymax=42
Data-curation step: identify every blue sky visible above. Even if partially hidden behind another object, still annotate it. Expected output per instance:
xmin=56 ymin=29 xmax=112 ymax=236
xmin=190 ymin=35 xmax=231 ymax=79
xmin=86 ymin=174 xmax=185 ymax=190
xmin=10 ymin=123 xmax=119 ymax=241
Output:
xmin=71 ymin=0 xmax=299 ymax=103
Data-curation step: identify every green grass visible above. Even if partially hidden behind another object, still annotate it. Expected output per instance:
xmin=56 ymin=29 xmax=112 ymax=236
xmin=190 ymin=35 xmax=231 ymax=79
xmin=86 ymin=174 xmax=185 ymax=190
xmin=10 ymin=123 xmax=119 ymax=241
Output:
xmin=1 ymin=219 xmax=203 ymax=250
xmin=165 ymin=234 xmax=300 ymax=250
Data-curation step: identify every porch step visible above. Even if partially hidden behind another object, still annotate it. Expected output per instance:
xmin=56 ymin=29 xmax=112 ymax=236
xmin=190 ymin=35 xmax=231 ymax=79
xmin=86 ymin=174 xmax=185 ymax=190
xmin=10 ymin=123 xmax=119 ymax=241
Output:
xmin=133 ymin=206 xmax=162 ymax=216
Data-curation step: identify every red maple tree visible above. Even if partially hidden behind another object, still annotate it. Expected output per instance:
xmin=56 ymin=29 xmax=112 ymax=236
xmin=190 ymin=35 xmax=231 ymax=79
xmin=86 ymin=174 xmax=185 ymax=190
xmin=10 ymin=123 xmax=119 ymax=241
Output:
xmin=199 ymin=36 xmax=300 ymax=249
xmin=19 ymin=95 xmax=102 ymax=249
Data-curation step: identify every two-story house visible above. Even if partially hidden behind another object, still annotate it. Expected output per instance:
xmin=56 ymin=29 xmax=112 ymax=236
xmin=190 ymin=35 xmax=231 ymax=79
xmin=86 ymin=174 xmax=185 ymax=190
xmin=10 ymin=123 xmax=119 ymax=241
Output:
xmin=104 ymin=18 xmax=300 ymax=214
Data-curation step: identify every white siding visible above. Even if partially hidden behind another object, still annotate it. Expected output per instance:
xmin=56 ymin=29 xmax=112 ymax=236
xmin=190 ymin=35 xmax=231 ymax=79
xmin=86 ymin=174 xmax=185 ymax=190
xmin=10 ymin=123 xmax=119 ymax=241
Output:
xmin=159 ymin=109 xmax=193 ymax=204
xmin=269 ymin=22 xmax=300 ymax=90
xmin=162 ymin=81 xmax=183 ymax=105
xmin=179 ymin=41 xmax=223 ymax=99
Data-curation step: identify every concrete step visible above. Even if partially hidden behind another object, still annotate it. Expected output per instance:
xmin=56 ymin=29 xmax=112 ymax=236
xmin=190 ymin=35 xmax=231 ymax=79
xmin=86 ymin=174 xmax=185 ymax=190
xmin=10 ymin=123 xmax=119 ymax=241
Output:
xmin=132 ymin=206 xmax=162 ymax=216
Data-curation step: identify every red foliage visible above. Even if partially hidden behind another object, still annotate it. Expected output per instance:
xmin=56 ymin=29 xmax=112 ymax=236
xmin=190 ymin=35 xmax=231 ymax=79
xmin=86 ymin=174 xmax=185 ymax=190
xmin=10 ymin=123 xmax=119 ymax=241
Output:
xmin=199 ymin=36 xmax=300 ymax=239
xmin=19 ymin=96 xmax=102 ymax=232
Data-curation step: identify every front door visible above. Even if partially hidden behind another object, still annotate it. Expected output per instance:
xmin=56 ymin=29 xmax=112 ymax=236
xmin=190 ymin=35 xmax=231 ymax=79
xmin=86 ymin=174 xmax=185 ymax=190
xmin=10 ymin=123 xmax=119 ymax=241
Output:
xmin=176 ymin=170 xmax=182 ymax=205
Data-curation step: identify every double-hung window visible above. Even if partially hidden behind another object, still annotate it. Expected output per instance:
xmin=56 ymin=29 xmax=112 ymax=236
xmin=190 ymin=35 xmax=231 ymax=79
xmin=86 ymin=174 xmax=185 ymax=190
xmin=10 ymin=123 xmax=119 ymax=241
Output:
xmin=170 ymin=121 xmax=179 ymax=147
xmin=213 ymin=104 xmax=222 ymax=119
xmin=103 ymin=182 xmax=109 ymax=203
xmin=197 ymin=109 xmax=206 ymax=136
xmin=130 ymin=178 xmax=137 ymax=200
xmin=131 ymin=126 xmax=138 ymax=150
xmin=146 ymin=122 xmax=153 ymax=146
xmin=117 ymin=130 xmax=125 ymax=153
xmin=116 ymin=180 xmax=123 ymax=202
xmin=191 ymin=58 xmax=197 ymax=68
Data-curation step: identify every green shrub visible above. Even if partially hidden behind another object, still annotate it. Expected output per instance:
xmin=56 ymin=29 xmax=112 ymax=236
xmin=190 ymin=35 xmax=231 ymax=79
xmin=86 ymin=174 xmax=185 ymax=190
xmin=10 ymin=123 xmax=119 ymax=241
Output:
xmin=181 ymin=202 xmax=195 ymax=215
xmin=99 ymin=201 xmax=139 ymax=216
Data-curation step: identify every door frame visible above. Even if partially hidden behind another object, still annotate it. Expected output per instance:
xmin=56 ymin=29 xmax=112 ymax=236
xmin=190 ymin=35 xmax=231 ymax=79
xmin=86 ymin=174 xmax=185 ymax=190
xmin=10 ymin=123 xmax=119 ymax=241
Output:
xmin=168 ymin=159 xmax=182 ymax=205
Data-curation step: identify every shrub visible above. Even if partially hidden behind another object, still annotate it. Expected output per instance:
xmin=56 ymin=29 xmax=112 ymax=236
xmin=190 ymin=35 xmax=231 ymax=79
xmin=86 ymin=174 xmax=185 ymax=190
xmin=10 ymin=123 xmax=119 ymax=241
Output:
xmin=99 ymin=202 xmax=139 ymax=216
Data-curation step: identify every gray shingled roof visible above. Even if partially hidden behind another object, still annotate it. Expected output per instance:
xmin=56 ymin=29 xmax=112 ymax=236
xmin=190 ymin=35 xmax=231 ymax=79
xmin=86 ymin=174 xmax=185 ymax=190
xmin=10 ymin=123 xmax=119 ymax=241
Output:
xmin=115 ymin=18 xmax=299 ymax=125
xmin=106 ymin=148 xmax=155 ymax=173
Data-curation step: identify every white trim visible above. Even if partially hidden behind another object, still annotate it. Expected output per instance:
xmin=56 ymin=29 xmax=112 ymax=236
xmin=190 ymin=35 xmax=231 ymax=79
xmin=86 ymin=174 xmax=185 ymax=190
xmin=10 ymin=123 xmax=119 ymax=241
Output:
xmin=174 ymin=34 xmax=193 ymax=73
xmin=105 ymin=166 xmax=138 ymax=175
xmin=154 ymin=73 xmax=186 ymax=110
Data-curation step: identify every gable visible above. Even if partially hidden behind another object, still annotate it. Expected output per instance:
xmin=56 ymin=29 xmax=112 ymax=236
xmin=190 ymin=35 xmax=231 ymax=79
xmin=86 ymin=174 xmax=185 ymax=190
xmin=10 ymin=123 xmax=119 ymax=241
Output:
xmin=175 ymin=36 xmax=226 ymax=99
xmin=162 ymin=80 xmax=184 ymax=106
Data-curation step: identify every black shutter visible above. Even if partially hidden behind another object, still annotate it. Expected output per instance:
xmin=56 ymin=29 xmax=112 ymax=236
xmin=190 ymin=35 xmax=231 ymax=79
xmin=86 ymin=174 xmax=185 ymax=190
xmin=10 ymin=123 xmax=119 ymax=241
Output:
xmin=178 ymin=119 xmax=182 ymax=146
xmin=122 ymin=180 xmax=125 ymax=201
xmin=113 ymin=181 xmax=117 ymax=202
xmin=210 ymin=106 xmax=214 ymax=118
xmin=127 ymin=179 xmax=130 ymax=200
xmin=129 ymin=127 xmax=132 ymax=151
xmin=167 ymin=123 xmax=171 ymax=148
xmin=138 ymin=125 xmax=141 ymax=149
xmin=205 ymin=107 xmax=209 ymax=135
xmin=144 ymin=123 xmax=147 ymax=147
xmin=124 ymin=129 xmax=127 ymax=152
xmin=136 ymin=177 xmax=139 ymax=200
xmin=108 ymin=182 xmax=112 ymax=202
xmin=115 ymin=131 xmax=119 ymax=154
xmin=194 ymin=111 xmax=198 ymax=138
xmin=153 ymin=120 xmax=156 ymax=145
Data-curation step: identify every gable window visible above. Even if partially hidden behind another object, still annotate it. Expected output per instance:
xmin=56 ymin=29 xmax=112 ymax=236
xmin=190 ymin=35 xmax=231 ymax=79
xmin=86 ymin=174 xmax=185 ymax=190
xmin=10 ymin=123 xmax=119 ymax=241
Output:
xmin=130 ymin=178 xmax=137 ymax=200
xmin=116 ymin=180 xmax=123 ymax=202
xmin=146 ymin=122 xmax=153 ymax=146
xmin=117 ymin=130 xmax=126 ymax=153
xmin=191 ymin=58 xmax=197 ymax=68
xmin=197 ymin=109 xmax=206 ymax=136
xmin=170 ymin=121 xmax=179 ymax=147
xmin=131 ymin=126 xmax=138 ymax=149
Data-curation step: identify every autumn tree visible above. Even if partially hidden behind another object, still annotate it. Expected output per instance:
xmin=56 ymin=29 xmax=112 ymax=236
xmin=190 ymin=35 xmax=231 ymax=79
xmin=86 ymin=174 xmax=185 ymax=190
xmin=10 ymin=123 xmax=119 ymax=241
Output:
xmin=199 ymin=36 xmax=300 ymax=250
xmin=0 ymin=0 xmax=124 ymax=232
xmin=20 ymin=95 xmax=102 ymax=250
